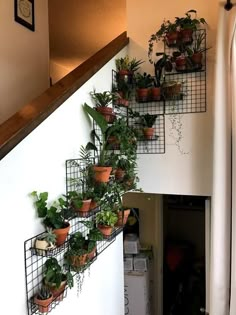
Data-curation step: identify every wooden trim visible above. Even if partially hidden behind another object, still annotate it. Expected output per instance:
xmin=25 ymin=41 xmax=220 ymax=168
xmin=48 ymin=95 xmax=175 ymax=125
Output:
xmin=0 ymin=31 xmax=129 ymax=160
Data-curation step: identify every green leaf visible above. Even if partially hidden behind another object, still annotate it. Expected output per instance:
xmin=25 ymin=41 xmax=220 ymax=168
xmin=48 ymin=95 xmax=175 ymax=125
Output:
xmin=83 ymin=103 xmax=108 ymax=134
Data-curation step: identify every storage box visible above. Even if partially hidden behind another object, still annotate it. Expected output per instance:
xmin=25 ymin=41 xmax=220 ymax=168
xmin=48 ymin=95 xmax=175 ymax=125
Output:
xmin=124 ymin=271 xmax=151 ymax=315
xmin=124 ymin=255 xmax=133 ymax=271
xmin=133 ymin=254 xmax=149 ymax=272
xmin=124 ymin=234 xmax=140 ymax=254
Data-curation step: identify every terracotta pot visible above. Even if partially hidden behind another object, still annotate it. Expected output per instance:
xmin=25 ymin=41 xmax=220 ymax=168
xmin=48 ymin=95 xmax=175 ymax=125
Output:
xmin=150 ymin=87 xmax=161 ymax=101
xmin=73 ymin=199 xmax=91 ymax=217
xmin=53 ymin=222 xmax=70 ymax=246
xmin=96 ymin=107 xmax=115 ymax=123
xmin=117 ymin=97 xmax=129 ymax=107
xmin=68 ymin=254 xmax=87 ymax=267
xmin=90 ymin=200 xmax=98 ymax=210
xmin=107 ymin=136 xmax=120 ymax=150
xmin=143 ymin=127 xmax=155 ymax=140
xmin=98 ymin=224 xmax=113 ymax=237
xmin=165 ymin=31 xmax=179 ymax=46
xmin=87 ymin=246 xmax=97 ymax=260
xmin=137 ymin=88 xmax=149 ymax=102
xmin=50 ymin=281 xmax=67 ymax=301
xmin=175 ymin=56 xmax=187 ymax=71
xmin=191 ymin=52 xmax=203 ymax=68
xmin=180 ymin=29 xmax=193 ymax=44
xmin=93 ymin=166 xmax=112 ymax=183
xmin=115 ymin=209 xmax=131 ymax=227
xmin=115 ymin=168 xmax=126 ymax=180
xmin=34 ymin=295 xmax=53 ymax=313
xmin=118 ymin=70 xmax=133 ymax=84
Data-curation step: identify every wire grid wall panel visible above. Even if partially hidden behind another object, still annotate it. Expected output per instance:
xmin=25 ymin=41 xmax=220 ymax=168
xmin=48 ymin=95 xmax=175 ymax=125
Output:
xmin=129 ymin=97 xmax=165 ymax=154
xmin=24 ymin=236 xmax=69 ymax=315
xmin=164 ymin=29 xmax=206 ymax=114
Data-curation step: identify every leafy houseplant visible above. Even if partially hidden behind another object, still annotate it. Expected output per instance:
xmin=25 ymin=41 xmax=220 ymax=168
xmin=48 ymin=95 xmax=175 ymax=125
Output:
xmin=64 ymin=232 xmax=88 ymax=270
xmin=31 ymin=191 xmax=70 ymax=246
xmin=135 ymin=72 xmax=153 ymax=102
xmin=34 ymin=285 xmax=53 ymax=313
xmin=148 ymin=19 xmax=179 ymax=63
xmin=43 ymin=257 xmax=73 ymax=300
xmin=84 ymin=103 xmax=113 ymax=183
xmin=96 ymin=208 xmax=118 ymax=237
xmin=115 ymin=55 xmax=144 ymax=83
xmin=90 ymin=90 xmax=117 ymax=123
xmin=175 ymin=10 xmax=207 ymax=44
xmin=34 ymin=228 xmax=57 ymax=255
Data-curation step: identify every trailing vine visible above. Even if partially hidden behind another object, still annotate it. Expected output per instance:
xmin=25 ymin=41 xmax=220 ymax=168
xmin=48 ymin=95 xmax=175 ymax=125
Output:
xmin=168 ymin=113 xmax=189 ymax=155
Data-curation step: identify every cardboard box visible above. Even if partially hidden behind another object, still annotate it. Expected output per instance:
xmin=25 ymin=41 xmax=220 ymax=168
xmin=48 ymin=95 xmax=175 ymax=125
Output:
xmin=124 ymin=271 xmax=151 ymax=315
xmin=124 ymin=255 xmax=133 ymax=271
xmin=133 ymin=254 xmax=149 ymax=272
xmin=124 ymin=234 xmax=140 ymax=254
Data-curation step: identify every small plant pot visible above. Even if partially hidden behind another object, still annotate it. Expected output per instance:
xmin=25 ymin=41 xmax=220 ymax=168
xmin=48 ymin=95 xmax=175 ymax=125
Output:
xmin=73 ymin=199 xmax=92 ymax=217
xmin=34 ymin=295 xmax=53 ymax=313
xmin=49 ymin=281 xmax=67 ymax=301
xmin=96 ymin=107 xmax=115 ymax=123
xmin=150 ymin=87 xmax=161 ymax=101
xmin=191 ymin=52 xmax=203 ymax=69
xmin=136 ymin=88 xmax=149 ymax=102
xmin=180 ymin=29 xmax=193 ymax=44
xmin=98 ymin=224 xmax=113 ymax=237
xmin=175 ymin=56 xmax=187 ymax=71
xmin=87 ymin=246 xmax=97 ymax=260
xmin=162 ymin=81 xmax=182 ymax=100
xmin=118 ymin=70 xmax=133 ymax=84
xmin=117 ymin=97 xmax=129 ymax=107
xmin=143 ymin=127 xmax=155 ymax=140
xmin=68 ymin=254 xmax=88 ymax=268
xmin=165 ymin=31 xmax=179 ymax=46
xmin=115 ymin=209 xmax=131 ymax=227
xmin=93 ymin=166 xmax=112 ymax=183
xmin=90 ymin=200 xmax=98 ymax=210
xmin=34 ymin=239 xmax=56 ymax=256
xmin=115 ymin=168 xmax=126 ymax=181
xmin=53 ymin=222 xmax=70 ymax=246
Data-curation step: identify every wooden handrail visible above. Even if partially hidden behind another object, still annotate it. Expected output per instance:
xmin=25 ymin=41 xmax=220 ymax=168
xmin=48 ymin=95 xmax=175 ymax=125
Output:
xmin=0 ymin=31 xmax=129 ymax=160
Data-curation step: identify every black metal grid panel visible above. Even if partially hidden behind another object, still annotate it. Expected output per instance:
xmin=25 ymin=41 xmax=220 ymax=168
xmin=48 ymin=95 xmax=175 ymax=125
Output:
xmin=24 ymin=236 xmax=70 ymax=315
xmin=164 ymin=29 xmax=206 ymax=114
xmin=128 ymin=97 xmax=165 ymax=154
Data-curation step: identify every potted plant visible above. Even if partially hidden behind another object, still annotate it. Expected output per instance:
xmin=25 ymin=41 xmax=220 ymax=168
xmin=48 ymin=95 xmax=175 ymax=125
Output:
xmin=162 ymin=80 xmax=182 ymax=100
xmin=175 ymin=10 xmax=207 ymax=44
xmin=135 ymin=72 xmax=153 ymax=102
xmin=34 ymin=228 xmax=57 ymax=256
xmin=96 ymin=207 xmax=118 ymax=237
xmin=113 ymin=77 xmax=133 ymax=107
xmin=185 ymin=30 xmax=210 ymax=69
xmin=148 ymin=19 xmax=179 ymax=63
xmin=64 ymin=232 xmax=88 ymax=270
xmin=43 ymin=257 xmax=73 ymax=300
xmin=80 ymin=220 xmax=103 ymax=260
xmin=90 ymin=90 xmax=117 ymax=123
xmin=140 ymin=113 xmax=158 ymax=139
xmin=115 ymin=55 xmax=144 ymax=83
xmin=34 ymin=285 xmax=53 ymax=313
xmin=31 ymin=191 xmax=71 ymax=246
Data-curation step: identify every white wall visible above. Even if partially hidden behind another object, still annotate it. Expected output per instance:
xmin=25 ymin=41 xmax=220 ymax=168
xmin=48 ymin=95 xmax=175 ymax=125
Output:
xmin=0 ymin=0 xmax=50 ymax=124
xmin=0 ymin=48 xmax=127 ymax=315
xmin=127 ymin=0 xmax=219 ymax=196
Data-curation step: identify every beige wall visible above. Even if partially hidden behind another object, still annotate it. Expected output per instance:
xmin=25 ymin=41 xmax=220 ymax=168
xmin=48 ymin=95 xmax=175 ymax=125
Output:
xmin=49 ymin=0 xmax=126 ymax=83
xmin=0 ymin=0 xmax=50 ymax=124
xmin=127 ymin=0 xmax=219 ymax=196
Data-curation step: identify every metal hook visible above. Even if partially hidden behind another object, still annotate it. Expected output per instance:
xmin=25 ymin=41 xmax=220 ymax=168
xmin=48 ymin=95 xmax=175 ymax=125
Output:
xmin=225 ymin=0 xmax=233 ymax=10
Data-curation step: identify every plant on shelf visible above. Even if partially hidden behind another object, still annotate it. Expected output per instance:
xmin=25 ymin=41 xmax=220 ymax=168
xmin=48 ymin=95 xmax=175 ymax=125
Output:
xmin=115 ymin=55 xmax=144 ymax=83
xmin=34 ymin=285 xmax=53 ymax=313
xmin=43 ymin=257 xmax=73 ymax=300
xmin=161 ymin=80 xmax=182 ymax=100
xmin=90 ymin=90 xmax=117 ymax=123
xmin=34 ymin=228 xmax=57 ymax=255
xmin=113 ymin=77 xmax=133 ymax=107
xmin=84 ymin=103 xmax=114 ymax=183
xmin=96 ymin=206 xmax=118 ymax=237
xmin=135 ymin=72 xmax=153 ymax=102
xmin=175 ymin=10 xmax=207 ymax=44
xmin=129 ymin=110 xmax=158 ymax=140
xmin=31 ymin=191 xmax=71 ymax=246
xmin=185 ymin=31 xmax=210 ymax=69
xmin=111 ymin=183 xmax=131 ymax=227
xmin=148 ymin=19 xmax=179 ymax=63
